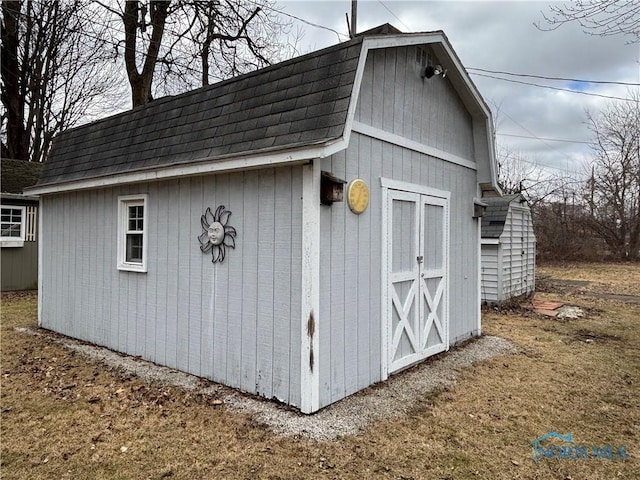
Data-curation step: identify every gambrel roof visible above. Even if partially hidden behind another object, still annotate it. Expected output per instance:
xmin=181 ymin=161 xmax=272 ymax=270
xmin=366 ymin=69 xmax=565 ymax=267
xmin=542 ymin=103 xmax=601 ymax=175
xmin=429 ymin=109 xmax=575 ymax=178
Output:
xmin=29 ymin=26 xmax=499 ymax=195
xmin=481 ymin=193 xmax=528 ymax=238
xmin=37 ymin=38 xmax=363 ymax=187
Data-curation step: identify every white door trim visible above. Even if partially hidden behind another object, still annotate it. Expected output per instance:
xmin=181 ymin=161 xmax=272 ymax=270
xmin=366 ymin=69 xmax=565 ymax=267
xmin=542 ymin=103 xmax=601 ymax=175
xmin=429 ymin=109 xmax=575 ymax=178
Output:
xmin=381 ymin=178 xmax=450 ymax=379
xmin=380 ymin=177 xmax=451 ymax=202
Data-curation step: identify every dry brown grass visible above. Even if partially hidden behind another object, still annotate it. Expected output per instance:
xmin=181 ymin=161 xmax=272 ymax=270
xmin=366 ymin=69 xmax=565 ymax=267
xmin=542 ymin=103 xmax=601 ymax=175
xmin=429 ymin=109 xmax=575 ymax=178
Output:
xmin=538 ymin=261 xmax=640 ymax=296
xmin=2 ymin=263 xmax=639 ymax=479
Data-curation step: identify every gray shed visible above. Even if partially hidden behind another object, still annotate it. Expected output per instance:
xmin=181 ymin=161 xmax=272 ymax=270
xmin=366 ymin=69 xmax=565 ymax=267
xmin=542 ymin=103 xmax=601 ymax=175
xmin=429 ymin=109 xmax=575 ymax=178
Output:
xmin=481 ymin=194 xmax=536 ymax=303
xmin=28 ymin=27 xmax=499 ymax=413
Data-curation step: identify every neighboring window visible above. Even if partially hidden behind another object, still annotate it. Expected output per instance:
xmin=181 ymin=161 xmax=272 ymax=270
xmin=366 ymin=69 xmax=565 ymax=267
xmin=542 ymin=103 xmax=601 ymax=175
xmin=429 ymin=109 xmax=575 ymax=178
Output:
xmin=1 ymin=206 xmax=26 ymax=247
xmin=117 ymin=195 xmax=148 ymax=272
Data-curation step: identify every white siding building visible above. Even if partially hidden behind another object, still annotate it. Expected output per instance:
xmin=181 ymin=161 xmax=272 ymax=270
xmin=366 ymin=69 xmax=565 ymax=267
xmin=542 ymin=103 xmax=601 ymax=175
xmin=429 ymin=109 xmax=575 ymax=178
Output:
xmin=481 ymin=194 xmax=536 ymax=304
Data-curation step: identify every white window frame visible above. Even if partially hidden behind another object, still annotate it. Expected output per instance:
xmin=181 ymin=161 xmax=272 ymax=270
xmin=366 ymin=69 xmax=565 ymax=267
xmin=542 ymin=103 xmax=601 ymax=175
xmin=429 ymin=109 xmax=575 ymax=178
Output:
xmin=117 ymin=194 xmax=148 ymax=272
xmin=1 ymin=205 xmax=26 ymax=247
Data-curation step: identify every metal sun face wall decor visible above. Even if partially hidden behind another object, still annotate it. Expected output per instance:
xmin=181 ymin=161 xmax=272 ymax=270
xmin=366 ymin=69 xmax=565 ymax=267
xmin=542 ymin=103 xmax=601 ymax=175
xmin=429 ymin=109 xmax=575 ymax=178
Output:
xmin=198 ymin=205 xmax=237 ymax=263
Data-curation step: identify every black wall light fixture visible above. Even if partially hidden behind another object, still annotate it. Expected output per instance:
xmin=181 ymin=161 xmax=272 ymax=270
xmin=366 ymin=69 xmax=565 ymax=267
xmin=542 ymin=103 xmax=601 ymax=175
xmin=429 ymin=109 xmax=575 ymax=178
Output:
xmin=422 ymin=64 xmax=447 ymax=79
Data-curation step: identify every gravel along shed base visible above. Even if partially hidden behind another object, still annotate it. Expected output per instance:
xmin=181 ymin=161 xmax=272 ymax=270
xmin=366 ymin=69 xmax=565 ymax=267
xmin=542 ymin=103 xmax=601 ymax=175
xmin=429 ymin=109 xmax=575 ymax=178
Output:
xmin=16 ymin=327 xmax=516 ymax=441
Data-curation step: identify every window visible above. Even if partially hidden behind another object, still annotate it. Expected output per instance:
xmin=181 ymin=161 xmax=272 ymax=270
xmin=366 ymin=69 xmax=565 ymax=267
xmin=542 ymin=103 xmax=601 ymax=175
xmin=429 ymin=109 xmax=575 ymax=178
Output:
xmin=1 ymin=206 xmax=26 ymax=247
xmin=117 ymin=195 xmax=148 ymax=272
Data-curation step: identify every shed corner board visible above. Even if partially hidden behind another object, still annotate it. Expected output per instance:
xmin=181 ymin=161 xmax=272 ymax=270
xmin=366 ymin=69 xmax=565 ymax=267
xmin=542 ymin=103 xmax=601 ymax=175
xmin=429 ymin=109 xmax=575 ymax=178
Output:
xmin=300 ymin=160 xmax=321 ymax=413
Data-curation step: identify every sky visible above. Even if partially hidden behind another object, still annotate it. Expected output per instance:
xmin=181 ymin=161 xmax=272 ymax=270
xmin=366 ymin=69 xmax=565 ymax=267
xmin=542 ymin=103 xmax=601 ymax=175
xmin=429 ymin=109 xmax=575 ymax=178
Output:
xmin=276 ymin=0 xmax=640 ymax=179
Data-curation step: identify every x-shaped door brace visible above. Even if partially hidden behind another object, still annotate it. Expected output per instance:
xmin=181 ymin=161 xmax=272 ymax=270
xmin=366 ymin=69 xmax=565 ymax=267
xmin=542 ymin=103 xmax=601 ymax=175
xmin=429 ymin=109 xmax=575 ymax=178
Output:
xmin=391 ymin=279 xmax=419 ymax=353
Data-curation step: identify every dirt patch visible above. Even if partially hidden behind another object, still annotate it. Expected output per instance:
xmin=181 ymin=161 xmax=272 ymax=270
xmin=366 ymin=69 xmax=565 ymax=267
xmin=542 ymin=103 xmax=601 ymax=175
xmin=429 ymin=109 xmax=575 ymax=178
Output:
xmin=537 ymin=272 xmax=640 ymax=304
xmin=536 ymin=276 xmax=590 ymax=295
xmin=580 ymin=292 xmax=640 ymax=304
xmin=573 ymin=329 xmax=623 ymax=344
xmin=537 ymin=262 xmax=640 ymax=296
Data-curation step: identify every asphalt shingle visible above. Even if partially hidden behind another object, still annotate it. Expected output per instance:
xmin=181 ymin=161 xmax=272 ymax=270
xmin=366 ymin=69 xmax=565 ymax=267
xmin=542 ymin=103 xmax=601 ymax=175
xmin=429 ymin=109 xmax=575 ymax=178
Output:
xmin=37 ymin=36 xmax=364 ymax=186
xmin=481 ymin=194 xmax=527 ymax=238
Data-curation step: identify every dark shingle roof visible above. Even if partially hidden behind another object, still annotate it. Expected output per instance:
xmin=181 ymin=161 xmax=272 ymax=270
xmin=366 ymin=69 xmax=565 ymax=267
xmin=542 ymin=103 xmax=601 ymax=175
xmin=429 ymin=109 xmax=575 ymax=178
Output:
xmin=481 ymin=194 xmax=526 ymax=238
xmin=37 ymin=37 xmax=364 ymax=187
xmin=1 ymin=159 xmax=45 ymax=193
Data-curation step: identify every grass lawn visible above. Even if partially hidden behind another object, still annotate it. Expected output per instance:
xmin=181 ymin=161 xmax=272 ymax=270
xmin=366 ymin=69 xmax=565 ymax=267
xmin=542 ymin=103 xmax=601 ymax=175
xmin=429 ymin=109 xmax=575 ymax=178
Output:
xmin=1 ymin=263 xmax=639 ymax=479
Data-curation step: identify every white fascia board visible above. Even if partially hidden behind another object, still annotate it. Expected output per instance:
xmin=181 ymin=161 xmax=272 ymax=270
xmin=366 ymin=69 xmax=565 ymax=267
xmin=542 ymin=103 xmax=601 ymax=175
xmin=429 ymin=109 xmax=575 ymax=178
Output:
xmin=26 ymin=139 xmax=348 ymax=196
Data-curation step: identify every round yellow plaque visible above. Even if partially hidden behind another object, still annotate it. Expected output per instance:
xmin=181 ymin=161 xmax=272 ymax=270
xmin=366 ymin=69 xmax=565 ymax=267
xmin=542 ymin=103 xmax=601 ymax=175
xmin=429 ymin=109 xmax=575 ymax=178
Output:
xmin=347 ymin=179 xmax=370 ymax=214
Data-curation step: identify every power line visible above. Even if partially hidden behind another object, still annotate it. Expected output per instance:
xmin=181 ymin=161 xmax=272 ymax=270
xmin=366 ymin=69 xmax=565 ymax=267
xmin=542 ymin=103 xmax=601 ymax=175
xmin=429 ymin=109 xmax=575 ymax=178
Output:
xmin=499 ymin=109 xmax=582 ymax=171
xmin=471 ymin=72 xmax=636 ymax=102
xmin=497 ymin=132 xmax=595 ymax=145
xmin=468 ymin=67 xmax=640 ymax=86
xmin=258 ymin=3 xmax=348 ymax=41
xmin=377 ymin=1 xmax=410 ymax=31
xmin=506 ymin=154 xmax=584 ymax=175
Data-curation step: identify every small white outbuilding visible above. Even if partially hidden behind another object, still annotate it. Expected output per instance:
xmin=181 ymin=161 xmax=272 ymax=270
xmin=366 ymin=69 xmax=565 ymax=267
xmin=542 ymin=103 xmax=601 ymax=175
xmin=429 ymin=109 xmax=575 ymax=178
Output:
xmin=481 ymin=194 xmax=536 ymax=303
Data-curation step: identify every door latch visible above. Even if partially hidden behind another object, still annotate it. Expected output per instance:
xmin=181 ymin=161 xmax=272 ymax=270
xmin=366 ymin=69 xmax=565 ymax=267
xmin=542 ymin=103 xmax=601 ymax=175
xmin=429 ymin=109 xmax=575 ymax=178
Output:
xmin=416 ymin=256 xmax=424 ymax=264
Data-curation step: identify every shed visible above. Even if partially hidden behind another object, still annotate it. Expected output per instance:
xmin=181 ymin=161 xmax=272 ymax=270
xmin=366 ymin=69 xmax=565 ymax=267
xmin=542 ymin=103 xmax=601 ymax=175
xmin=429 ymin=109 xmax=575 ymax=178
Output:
xmin=1 ymin=159 xmax=42 ymax=291
xmin=27 ymin=26 xmax=499 ymax=413
xmin=481 ymin=194 xmax=536 ymax=303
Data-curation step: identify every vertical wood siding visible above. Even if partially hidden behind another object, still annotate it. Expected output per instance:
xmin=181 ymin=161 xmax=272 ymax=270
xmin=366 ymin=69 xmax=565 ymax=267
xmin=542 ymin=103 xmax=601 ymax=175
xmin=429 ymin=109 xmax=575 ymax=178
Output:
xmin=40 ymin=166 xmax=303 ymax=407
xmin=318 ymin=45 xmax=482 ymax=408
xmin=0 ymin=242 xmax=38 ymax=291
xmin=500 ymin=205 xmax=536 ymax=300
xmin=480 ymin=244 xmax=500 ymax=303
xmin=355 ymin=46 xmax=475 ymax=161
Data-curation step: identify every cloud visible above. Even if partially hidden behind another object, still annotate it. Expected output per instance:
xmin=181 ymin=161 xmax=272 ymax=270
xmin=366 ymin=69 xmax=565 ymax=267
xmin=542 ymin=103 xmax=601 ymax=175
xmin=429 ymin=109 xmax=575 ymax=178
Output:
xmin=280 ymin=0 xmax=639 ymax=176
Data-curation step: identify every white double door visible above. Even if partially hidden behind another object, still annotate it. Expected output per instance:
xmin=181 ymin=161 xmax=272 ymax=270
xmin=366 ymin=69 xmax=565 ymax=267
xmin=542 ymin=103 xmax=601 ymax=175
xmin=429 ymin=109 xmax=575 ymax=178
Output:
xmin=385 ymin=188 xmax=449 ymax=374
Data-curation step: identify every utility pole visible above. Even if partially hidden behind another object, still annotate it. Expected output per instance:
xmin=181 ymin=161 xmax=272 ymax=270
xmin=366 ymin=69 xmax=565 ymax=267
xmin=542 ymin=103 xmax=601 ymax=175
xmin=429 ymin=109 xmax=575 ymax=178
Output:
xmin=350 ymin=0 xmax=357 ymax=37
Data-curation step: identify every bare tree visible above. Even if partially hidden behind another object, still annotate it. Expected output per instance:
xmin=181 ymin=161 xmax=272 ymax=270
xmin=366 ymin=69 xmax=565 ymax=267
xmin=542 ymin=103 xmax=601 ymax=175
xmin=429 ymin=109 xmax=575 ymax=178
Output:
xmin=495 ymin=143 xmax=580 ymax=208
xmin=1 ymin=0 xmax=124 ymax=162
xmin=98 ymin=0 xmax=295 ymax=107
xmin=496 ymin=144 xmax=542 ymax=195
xmin=534 ymin=190 xmax=599 ymax=261
xmin=491 ymin=101 xmax=576 ymax=205
xmin=583 ymin=92 xmax=640 ymax=259
xmin=1 ymin=0 xmax=27 ymax=160
xmin=537 ymin=0 xmax=640 ymax=42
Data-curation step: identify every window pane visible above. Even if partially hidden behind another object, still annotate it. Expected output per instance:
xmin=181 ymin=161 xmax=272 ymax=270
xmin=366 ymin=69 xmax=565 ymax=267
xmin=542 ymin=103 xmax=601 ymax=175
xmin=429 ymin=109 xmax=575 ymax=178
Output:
xmin=127 ymin=205 xmax=144 ymax=231
xmin=126 ymin=233 xmax=143 ymax=263
xmin=1 ymin=224 xmax=21 ymax=237
xmin=0 ymin=207 xmax=23 ymax=238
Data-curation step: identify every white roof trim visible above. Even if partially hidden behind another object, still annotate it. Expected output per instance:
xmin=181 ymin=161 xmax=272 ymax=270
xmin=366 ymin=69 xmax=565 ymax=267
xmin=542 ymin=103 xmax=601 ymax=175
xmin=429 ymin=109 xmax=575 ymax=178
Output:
xmin=353 ymin=121 xmax=476 ymax=171
xmin=1 ymin=192 xmax=39 ymax=201
xmin=26 ymin=138 xmax=347 ymax=195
